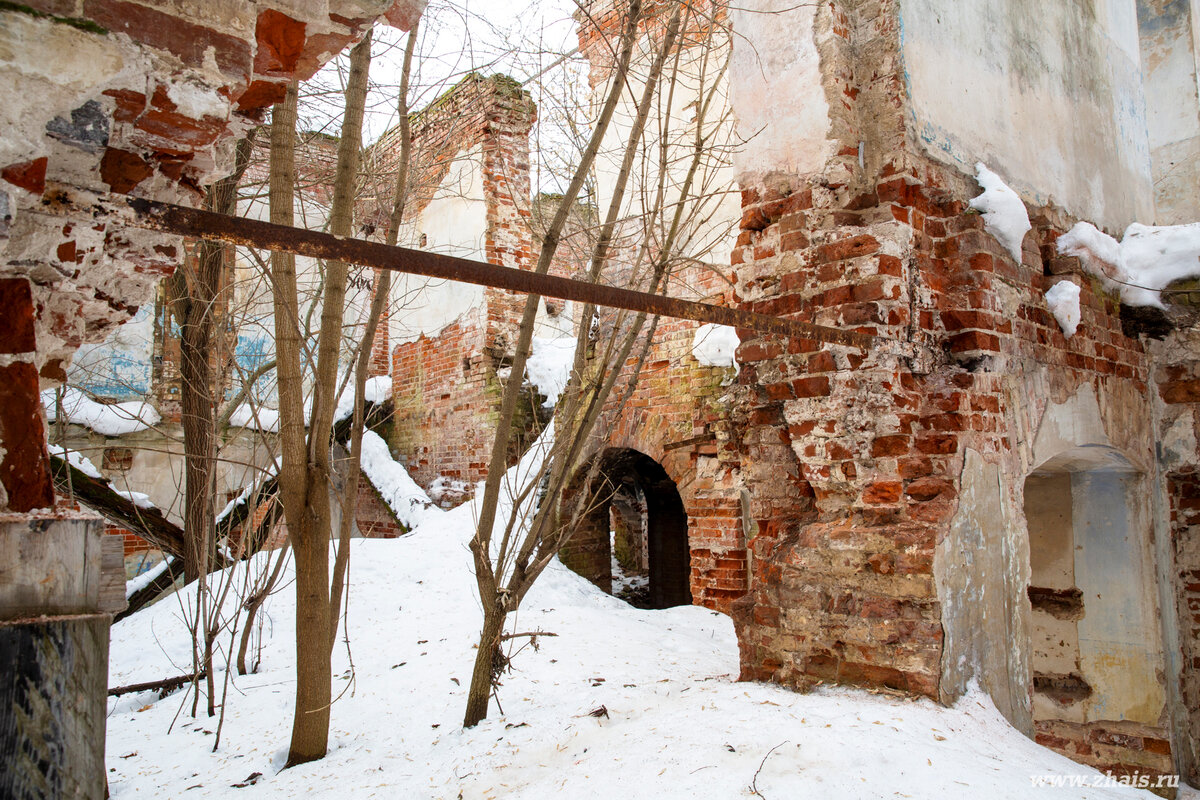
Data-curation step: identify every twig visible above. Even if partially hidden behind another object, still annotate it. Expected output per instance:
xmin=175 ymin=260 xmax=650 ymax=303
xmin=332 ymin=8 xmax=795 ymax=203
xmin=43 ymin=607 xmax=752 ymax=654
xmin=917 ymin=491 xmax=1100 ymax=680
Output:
xmin=749 ymin=741 xmax=787 ymax=800
xmin=499 ymin=631 xmax=558 ymax=641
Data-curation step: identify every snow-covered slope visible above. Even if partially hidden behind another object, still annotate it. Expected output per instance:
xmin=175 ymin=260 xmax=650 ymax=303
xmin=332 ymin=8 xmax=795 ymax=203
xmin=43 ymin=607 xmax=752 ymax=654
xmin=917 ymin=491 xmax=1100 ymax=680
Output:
xmin=108 ymin=477 xmax=1173 ymax=799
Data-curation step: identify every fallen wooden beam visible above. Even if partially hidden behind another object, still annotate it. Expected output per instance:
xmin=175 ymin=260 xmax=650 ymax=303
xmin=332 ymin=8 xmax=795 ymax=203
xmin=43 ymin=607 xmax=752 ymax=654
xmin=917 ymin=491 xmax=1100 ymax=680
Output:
xmin=108 ymin=671 xmax=206 ymax=698
xmin=49 ymin=455 xmax=188 ymax=558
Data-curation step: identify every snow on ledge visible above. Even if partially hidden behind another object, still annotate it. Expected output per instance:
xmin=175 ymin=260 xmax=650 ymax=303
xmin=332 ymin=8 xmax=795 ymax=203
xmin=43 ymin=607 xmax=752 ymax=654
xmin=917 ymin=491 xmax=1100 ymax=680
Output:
xmin=114 ymin=490 xmax=156 ymax=510
xmin=969 ymin=163 xmax=1031 ymax=263
xmin=125 ymin=557 xmax=171 ymax=599
xmin=232 ymin=375 xmax=394 ymax=433
xmin=1058 ymin=220 xmax=1200 ymax=309
xmin=43 ymin=387 xmax=160 ymax=437
xmin=1044 ymin=281 xmax=1081 ymax=338
xmin=48 ymin=444 xmax=103 ymax=479
xmin=229 ymin=403 xmax=280 ymax=432
xmin=359 ymin=430 xmax=439 ymax=530
xmin=691 ymin=324 xmax=740 ymax=372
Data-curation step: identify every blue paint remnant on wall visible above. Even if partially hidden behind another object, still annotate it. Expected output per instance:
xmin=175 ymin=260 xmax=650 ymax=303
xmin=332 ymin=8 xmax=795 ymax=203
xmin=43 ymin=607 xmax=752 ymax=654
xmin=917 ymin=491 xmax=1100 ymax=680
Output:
xmin=69 ymin=306 xmax=153 ymax=400
xmin=231 ymin=332 xmax=277 ymax=402
xmin=1137 ymin=0 xmax=1189 ymax=33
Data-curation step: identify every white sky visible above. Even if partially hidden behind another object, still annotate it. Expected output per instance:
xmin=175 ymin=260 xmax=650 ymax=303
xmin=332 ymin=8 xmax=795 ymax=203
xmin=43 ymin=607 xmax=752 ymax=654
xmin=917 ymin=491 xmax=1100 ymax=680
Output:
xmin=304 ymin=0 xmax=585 ymax=192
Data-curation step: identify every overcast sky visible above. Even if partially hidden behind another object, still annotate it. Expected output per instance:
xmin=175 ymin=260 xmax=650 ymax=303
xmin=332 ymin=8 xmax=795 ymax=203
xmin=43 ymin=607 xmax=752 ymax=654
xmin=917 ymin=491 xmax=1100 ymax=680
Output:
xmin=302 ymin=0 xmax=585 ymax=193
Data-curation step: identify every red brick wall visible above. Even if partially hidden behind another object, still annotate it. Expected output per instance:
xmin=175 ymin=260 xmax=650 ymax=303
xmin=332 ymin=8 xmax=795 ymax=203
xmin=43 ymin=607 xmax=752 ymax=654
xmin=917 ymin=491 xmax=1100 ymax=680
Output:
xmin=575 ymin=255 xmax=748 ymax=613
xmin=1034 ymin=720 xmax=1176 ymax=791
xmin=711 ymin=0 xmax=1173 ymax=784
xmin=384 ymin=76 xmax=540 ymax=499
xmin=391 ymin=317 xmax=496 ymax=498
xmin=1168 ymin=466 xmax=1200 ymax=785
xmin=353 ymin=473 xmax=406 ymax=538
xmin=105 ymin=523 xmax=152 ymax=558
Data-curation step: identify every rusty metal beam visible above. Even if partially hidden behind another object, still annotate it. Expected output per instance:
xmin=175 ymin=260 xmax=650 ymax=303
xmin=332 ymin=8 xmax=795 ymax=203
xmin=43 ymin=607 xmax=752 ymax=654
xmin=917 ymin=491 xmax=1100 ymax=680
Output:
xmin=42 ymin=185 xmax=887 ymax=351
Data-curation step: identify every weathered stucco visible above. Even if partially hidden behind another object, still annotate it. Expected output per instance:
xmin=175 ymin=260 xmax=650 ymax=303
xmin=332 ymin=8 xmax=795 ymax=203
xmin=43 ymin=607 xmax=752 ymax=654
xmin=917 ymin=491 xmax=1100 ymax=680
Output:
xmin=1138 ymin=0 xmax=1200 ymax=223
xmin=898 ymin=0 xmax=1155 ymax=230
xmin=729 ymin=0 xmax=834 ymax=180
xmin=390 ymin=145 xmax=488 ymax=345
xmin=937 ymin=448 xmax=1032 ymax=734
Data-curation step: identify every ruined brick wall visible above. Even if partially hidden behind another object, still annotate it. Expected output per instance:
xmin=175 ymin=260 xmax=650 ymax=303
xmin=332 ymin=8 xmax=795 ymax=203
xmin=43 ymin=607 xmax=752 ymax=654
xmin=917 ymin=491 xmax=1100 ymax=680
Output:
xmin=564 ymin=0 xmax=748 ymax=614
xmin=1169 ymin=467 xmax=1200 ymax=784
xmin=1154 ymin=328 xmax=1200 ymax=785
xmin=353 ymin=473 xmax=406 ymax=538
xmin=577 ymin=261 xmax=748 ymax=613
xmin=385 ymin=76 xmax=541 ymax=499
xmin=391 ymin=316 xmax=496 ymax=500
xmin=715 ymin=0 xmax=1175 ymax=784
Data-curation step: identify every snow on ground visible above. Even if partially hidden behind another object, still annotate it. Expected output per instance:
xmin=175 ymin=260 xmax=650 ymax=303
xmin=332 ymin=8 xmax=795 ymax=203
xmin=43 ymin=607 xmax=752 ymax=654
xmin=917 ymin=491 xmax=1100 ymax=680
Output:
xmin=43 ymin=387 xmax=160 ymax=436
xmin=691 ymin=323 xmax=740 ymax=373
xmin=969 ymin=163 xmax=1031 ymax=263
xmin=1059 ymin=220 xmax=1200 ymax=308
xmin=108 ymin=437 xmax=1172 ymax=799
xmin=1045 ymin=280 xmax=1082 ymax=337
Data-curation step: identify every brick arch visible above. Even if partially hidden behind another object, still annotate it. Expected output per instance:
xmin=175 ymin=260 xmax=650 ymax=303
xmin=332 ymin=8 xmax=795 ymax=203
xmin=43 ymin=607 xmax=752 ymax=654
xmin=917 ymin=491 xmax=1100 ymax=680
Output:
xmin=559 ymin=446 xmax=693 ymax=609
xmin=585 ymin=402 xmax=750 ymax=613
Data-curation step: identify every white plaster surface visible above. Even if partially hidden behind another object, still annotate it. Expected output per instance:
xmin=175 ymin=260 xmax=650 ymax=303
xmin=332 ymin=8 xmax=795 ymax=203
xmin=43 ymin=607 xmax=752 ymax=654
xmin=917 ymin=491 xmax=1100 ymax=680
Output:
xmin=591 ymin=31 xmax=740 ymax=273
xmin=937 ymin=449 xmax=1032 ymax=734
xmin=390 ymin=146 xmax=488 ymax=345
xmin=729 ymin=0 xmax=833 ymax=180
xmin=899 ymin=0 xmax=1155 ymax=230
xmin=1139 ymin=0 xmax=1200 ymax=222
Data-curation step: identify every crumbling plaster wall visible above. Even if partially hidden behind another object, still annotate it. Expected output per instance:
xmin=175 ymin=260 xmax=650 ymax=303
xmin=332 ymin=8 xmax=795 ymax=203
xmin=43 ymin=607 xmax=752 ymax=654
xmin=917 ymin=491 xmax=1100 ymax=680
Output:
xmin=1 ymin=0 xmax=410 ymax=378
xmin=937 ymin=381 xmax=1164 ymax=738
xmin=729 ymin=0 xmax=833 ymax=179
xmin=723 ymin=0 xmax=1180 ymax=783
xmin=1149 ymin=326 xmax=1200 ymax=784
xmin=898 ymin=0 xmax=1155 ymax=231
xmin=0 ymin=3 xmax=420 ymax=794
xmin=1138 ymin=0 xmax=1200 ymax=223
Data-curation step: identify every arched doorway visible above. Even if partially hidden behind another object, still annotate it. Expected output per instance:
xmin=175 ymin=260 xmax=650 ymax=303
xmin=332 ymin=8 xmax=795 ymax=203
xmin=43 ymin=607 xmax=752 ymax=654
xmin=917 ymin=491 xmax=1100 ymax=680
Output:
xmin=560 ymin=448 xmax=692 ymax=609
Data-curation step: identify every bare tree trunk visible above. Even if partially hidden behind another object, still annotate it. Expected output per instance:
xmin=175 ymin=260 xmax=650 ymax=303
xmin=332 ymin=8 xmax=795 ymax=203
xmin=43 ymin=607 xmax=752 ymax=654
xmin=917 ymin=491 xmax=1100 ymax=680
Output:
xmin=463 ymin=0 xmax=646 ymax=729
xmin=460 ymin=0 xmax=726 ymax=728
xmin=329 ymin=20 xmax=418 ymax=649
xmin=268 ymin=80 xmax=329 ymax=766
xmin=276 ymin=29 xmax=373 ymax=768
xmin=238 ymin=537 xmax=288 ymax=675
xmin=463 ymin=601 xmax=505 ymax=727
xmin=176 ymin=133 xmax=254 ymax=715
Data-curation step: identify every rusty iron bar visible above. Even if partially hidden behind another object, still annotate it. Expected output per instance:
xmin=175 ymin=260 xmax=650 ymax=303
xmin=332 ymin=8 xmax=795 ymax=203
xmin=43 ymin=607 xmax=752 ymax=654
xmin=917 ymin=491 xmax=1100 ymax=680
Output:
xmin=47 ymin=187 xmax=881 ymax=350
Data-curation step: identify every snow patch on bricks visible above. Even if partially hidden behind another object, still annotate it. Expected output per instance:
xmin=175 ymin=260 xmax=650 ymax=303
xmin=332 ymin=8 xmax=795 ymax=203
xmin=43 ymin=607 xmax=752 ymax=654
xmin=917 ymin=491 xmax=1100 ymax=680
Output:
xmin=1045 ymin=280 xmax=1082 ymax=337
xmin=1059 ymin=220 xmax=1200 ymax=308
xmin=969 ymin=163 xmax=1031 ymax=263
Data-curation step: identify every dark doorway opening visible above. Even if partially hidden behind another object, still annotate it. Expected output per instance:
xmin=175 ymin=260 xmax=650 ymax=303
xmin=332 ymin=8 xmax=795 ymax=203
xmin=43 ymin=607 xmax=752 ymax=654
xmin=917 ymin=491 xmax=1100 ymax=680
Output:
xmin=560 ymin=448 xmax=692 ymax=609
